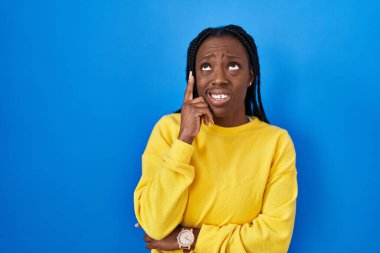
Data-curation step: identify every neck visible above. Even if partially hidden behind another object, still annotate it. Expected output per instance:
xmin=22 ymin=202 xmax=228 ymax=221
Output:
xmin=213 ymin=113 xmax=250 ymax=127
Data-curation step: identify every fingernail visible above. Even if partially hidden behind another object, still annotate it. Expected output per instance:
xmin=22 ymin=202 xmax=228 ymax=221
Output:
xmin=189 ymin=71 xmax=193 ymax=79
xmin=134 ymin=223 xmax=139 ymax=228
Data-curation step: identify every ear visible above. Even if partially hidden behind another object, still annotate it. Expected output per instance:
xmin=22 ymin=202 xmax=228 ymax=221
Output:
xmin=249 ymin=68 xmax=254 ymax=84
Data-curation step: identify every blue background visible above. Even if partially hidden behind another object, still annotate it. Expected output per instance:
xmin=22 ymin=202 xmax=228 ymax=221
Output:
xmin=1 ymin=0 xmax=379 ymax=252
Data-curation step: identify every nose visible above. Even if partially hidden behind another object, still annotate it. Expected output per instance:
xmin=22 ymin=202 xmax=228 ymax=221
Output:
xmin=211 ymin=65 xmax=228 ymax=86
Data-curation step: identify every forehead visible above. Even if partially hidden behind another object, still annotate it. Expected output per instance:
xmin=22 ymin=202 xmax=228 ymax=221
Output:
xmin=196 ymin=36 xmax=248 ymax=60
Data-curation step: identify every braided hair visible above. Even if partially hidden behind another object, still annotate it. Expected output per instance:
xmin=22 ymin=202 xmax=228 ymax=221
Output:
xmin=176 ymin=24 xmax=269 ymax=123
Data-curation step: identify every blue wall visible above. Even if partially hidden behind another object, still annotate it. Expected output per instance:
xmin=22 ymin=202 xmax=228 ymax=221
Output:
xmin=1 ymin=0 xmax=379 ymax=252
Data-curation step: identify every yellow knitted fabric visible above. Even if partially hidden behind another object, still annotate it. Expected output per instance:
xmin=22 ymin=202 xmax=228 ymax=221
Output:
xmin=134 ymin=113 xmax=298 ymax=253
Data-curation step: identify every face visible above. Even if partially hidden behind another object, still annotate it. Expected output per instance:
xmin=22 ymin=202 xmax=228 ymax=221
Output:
xmin=195 ymin=36 xmax=254 ymax=120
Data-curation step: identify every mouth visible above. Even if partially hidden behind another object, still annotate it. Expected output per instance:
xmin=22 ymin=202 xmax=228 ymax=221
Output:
xmin=207 ymin=90 xmax=231 ymax=107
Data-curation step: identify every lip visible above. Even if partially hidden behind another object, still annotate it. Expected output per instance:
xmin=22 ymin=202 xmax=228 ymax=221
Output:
xmin=206 ymin=89 xmax=231 ymax=107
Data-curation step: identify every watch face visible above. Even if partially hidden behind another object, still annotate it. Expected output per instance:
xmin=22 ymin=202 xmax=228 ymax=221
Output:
xmin=178 ymin=230 xmax=195 ymax=246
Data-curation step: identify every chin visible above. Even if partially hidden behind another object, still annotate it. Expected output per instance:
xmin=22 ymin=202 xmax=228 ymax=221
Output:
xmin=210 ymin=108 xmax=231 ymax=118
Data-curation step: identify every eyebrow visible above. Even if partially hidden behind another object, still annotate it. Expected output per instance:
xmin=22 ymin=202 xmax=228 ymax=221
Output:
xmin=199 ymin=53 xmax=242 ymax=61
xmin=225 ymin=53 xmax=241 ymax=59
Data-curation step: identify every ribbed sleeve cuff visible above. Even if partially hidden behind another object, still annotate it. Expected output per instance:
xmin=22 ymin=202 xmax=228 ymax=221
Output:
xmin=194 ymin=224 xmax=215 ymax=252
xmin=167 ymin=139 xmax=195 ymax=164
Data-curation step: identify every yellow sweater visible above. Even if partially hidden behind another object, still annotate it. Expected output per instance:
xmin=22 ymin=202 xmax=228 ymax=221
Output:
xmin=134 ymin=113 xmax=298 ymax=253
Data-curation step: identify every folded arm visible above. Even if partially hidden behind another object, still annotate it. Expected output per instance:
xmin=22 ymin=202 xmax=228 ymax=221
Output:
xmin=134 ymin=118 xmax=195 ymax=240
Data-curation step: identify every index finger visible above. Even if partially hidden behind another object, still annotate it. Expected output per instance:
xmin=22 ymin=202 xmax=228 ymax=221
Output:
xmin=184 ymin=71 xmax=194 ymax=103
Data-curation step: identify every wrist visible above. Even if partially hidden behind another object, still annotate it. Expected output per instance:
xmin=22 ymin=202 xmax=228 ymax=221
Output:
xmin=177 ymin=227 xmax=199 ymax=251
xmin=178 ymin=133 xmax=194 ymax=145
xmin=190 ymin=228 xmax=200 ymax=250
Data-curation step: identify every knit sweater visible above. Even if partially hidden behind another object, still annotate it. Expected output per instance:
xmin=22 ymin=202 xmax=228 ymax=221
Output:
xmin=134 ymin=113 xmax=298 ymax=252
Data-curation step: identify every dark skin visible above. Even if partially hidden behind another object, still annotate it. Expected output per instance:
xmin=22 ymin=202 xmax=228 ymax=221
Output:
xmin=179 ymin=35 xmax=254 ymax=144
xmin=139 ymin=36 xmax=254 ymax=251
xmin=194 ymin=35 xmax=254 ymax=128
xmin=195 ymin=36 xmax=253 ymax=127
xmin=137 ymin=223 xmax=200 ymax=251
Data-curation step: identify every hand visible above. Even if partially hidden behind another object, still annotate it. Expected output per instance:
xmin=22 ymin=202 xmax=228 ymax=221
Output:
xmin=178 ymin=71 xmax=214 ymax=144
xmin=135 ymin=223 xmax=200 ymax=251
xmin=137 ymin=223 xmax=181 ymax=251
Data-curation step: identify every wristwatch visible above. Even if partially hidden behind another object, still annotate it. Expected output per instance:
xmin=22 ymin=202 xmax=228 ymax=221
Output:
xmin=177 ymin=228 xmax=195 ymax=250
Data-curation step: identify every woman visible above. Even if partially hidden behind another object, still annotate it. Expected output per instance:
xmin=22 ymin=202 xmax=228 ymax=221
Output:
xmin=134 ymin=24 xmax=298 ymax=253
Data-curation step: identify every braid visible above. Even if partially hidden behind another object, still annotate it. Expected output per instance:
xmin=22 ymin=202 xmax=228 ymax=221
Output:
xmin=176 ymin=24 xmax=269 ymax=124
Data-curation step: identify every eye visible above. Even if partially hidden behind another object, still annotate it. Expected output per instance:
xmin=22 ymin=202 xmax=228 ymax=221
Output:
xmin=201 ymin=63 xmax=212 ymax=71
xmin=228 ymin=62 xmax=240 ymax=71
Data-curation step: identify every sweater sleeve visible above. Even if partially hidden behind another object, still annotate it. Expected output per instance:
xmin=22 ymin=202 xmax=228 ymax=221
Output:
xmin=194 ymin=131 xmax=298 ymax=253
xmin=134 ymin=117 xmax=195 ymax=240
